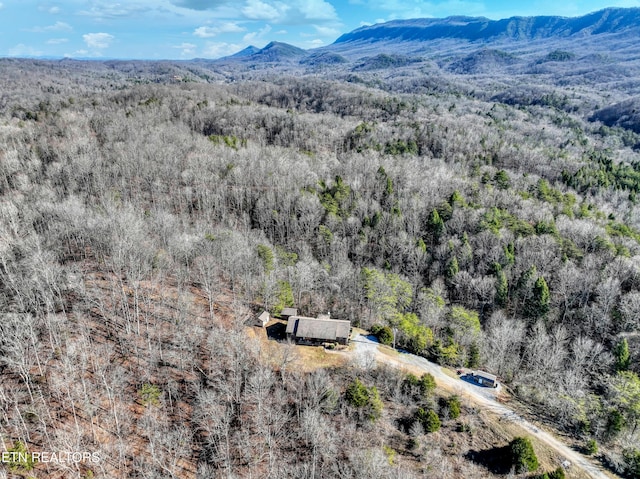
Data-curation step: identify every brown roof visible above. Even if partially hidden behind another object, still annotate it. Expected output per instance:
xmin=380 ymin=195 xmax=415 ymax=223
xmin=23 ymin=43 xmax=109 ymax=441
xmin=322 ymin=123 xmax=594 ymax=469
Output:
xmin=286 ymin=316 xmax=351 ymax=341
xmin=286 ymin=316 xmax=315 ymax=335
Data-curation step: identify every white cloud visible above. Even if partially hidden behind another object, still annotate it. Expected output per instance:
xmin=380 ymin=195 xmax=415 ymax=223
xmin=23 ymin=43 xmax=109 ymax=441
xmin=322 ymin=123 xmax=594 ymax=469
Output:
xmin=299 ymin=37 xmax=327 ymax=48
xmin=358 ymin=18 xmax=386 ymax=26
xmin=47 ymin=38 xmax=69 ymax=44
xmin=194 ymin=26 xmax=216 ymax=37
xmin=48 ymin=21 xmax=73 ymax=31
xmin=193 ymin=22 xmax=245 ymax=38
xmin=65 ymin=49 xmax=89 ymax=57
xmin=243 ymin=24 xmax=272 ymax=43
xmin=171 ymin=0 xmax=230 ymax=10
xmin=64 ymin=48 xmax=105 ymax=58
xmin=173 ymin=42 xmax=197 ymax=56
xmin=8 ymin=44 xmax=43 ymax=57
xmin=242 ymin=0 xmax=281 ymax=21
xmin=313 ymin=25 xmax=341 ymax=37
xmin=241 ymin=0 xmax=338 ymax=24
xmin=83 ymin=32 xmax=114 ymax=49
xmin=78 ymin=2 xmax=156 ymax=19
xmin=172 ymin=0 xmax=338 ymax=22
xmin=297 ymin=0 xmax=337 ymax=21
xmin=38 ymin=4 xmax=61 ymax=14
xmin=361 ymin=0 xmax=486 ymax=19
xmin=162 ymin=0 xmax=340 ymax=25
xmin=202 ymin=41 xmax=246 ymax=57
xmin=27 ymin=21 xmax=73 ymax=33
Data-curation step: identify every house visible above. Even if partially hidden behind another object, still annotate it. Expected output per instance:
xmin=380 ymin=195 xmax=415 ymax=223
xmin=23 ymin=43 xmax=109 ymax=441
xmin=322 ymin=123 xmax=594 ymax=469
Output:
xmin=286 ymin=316 xmax=351 ymax=345
xmin=470 ymin=370 xmax=498 ymax=388
xmin=256 ymin=311 xmax=270 ymax=327
xmin=280 ymin=308 xmax=298 ymax=320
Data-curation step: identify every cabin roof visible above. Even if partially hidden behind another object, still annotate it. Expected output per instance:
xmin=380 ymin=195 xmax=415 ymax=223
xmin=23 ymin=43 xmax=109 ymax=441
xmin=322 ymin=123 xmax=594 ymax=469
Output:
xmin=286 ymin=316 xmax=351 ymax=341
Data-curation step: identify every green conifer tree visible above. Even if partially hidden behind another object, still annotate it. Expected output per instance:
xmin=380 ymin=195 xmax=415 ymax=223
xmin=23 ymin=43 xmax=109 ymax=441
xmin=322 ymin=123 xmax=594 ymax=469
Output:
xmin=614 ymin=338 xmax=631 ymax=372
xmin=496 ymin=270 xmax=508 ymax=307
xmin=532 ymin=276 xmax=550 ymax=318
xmin=427 ymin=209 xmax=444 ymax=242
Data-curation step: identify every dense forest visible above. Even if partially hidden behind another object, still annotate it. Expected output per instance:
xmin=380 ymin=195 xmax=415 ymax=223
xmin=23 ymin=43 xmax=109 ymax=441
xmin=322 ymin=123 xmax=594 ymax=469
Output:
xmin=0 ymin=56 xmax=639 ymax=479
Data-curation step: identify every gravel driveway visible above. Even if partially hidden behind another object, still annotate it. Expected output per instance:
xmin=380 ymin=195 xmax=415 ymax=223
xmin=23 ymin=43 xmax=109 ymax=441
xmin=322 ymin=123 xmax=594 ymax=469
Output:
xmin=351 ymin=334 xmax=615 ymax=479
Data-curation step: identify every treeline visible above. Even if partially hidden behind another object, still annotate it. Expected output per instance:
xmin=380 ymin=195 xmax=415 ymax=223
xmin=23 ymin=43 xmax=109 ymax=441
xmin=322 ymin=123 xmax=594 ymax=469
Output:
xmin=0 ymin=64 xmax=639 ymax=477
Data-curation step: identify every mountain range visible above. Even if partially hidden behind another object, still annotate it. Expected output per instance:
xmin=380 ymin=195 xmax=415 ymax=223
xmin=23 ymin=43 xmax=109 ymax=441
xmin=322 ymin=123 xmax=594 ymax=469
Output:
xmin=7 ymin=8 xmax=640 ymax=131
xmin=221 ymin=7 xmax=640 ymax=64
xmin=334 ymin=8 xmax=640 ymax=45
xmin=209 ymin=6 xmax=640 ymax=129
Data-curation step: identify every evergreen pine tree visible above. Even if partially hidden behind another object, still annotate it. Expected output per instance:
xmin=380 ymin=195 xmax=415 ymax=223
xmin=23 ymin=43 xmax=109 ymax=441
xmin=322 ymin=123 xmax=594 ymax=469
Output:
xmin=496 ymin=270 xmax=508 ymax=307
xmin=446 ymin=256 xmax=459 ymax=280
xmin=532 ymin=276 xmax=550 ymax=318
xmin=614 ymin=338 xmax=631 ymax=371
xmin=427 ymin=209 xmax=444 ymax=242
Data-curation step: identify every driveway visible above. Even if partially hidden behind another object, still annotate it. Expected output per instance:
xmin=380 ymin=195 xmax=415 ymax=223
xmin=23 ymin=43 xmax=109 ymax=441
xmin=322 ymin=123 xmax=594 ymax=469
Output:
xmin=351 ymin=334 xmax=616 ymax=479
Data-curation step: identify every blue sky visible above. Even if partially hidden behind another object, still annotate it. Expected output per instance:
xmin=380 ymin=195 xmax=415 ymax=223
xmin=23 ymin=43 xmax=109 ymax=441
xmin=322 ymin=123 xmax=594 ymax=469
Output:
xmin=1 ymin=1 xmax=639 ymax=59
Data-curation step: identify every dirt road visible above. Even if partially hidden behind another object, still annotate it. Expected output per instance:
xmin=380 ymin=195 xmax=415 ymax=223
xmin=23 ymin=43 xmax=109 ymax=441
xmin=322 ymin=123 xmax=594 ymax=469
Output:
xmin=351 ymin=334 xmax=616 ymax=479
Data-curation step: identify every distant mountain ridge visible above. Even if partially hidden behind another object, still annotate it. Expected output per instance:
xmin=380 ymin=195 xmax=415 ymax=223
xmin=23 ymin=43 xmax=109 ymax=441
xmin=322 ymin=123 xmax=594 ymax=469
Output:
xmin=222 ymin=41 xmax=307 ymax=63
xmin=228 ymin=45 xmax=260 ymax=58
xmin=334 ymin=7 xmax=640 ymax=45
xmin=220 ymin=8 xmax=640 ymax=65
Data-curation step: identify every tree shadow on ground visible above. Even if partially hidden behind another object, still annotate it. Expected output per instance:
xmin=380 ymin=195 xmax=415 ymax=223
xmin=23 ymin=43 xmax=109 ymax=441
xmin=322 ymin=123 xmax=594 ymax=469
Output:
xmin=465 ymin=445 xmax=512 ymax=474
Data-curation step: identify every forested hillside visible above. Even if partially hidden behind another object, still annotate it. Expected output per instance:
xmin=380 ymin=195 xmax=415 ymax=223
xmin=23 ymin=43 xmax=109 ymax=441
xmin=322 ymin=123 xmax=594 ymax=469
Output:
xmin=0 ymin=54 xmax=639 ymax=478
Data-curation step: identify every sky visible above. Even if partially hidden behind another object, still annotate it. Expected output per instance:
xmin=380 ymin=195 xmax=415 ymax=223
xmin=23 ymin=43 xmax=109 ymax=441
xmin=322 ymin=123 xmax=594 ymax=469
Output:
xmin=1 ymin=0 xmax=640 ymax=59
